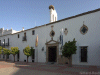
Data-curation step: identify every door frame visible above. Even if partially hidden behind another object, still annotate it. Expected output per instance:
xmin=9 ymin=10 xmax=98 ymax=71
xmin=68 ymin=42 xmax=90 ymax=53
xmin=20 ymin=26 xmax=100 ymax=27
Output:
xmin=45 ymin=40 xmax=59 ymax=63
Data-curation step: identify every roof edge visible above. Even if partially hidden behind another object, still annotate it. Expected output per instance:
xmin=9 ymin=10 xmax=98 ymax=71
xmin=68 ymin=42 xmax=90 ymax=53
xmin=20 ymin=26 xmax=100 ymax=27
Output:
xmin=46 ymin=8 xmax=100 ymax=25
xmin=0 ymin=8 xmax=100 ymax=36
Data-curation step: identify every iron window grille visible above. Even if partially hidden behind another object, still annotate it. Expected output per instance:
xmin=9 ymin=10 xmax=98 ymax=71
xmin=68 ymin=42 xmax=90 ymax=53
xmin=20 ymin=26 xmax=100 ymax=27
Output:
xmin=22 ymin=36 xmax=27 ymax=41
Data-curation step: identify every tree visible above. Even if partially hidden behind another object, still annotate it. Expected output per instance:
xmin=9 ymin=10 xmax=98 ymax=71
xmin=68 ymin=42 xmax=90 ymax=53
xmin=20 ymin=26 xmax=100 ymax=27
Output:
xmin=11 ymin=47 xmax=19 ymax=62
xmin=23 ymin=46 xmax=32 ymax=63
xmin=62 ymin=38 xmax=77 ymax=67
xmin=3 ymin=48 xmax=11 ymax=61
xmin=0 ymin=46 xmax=2 ymax=55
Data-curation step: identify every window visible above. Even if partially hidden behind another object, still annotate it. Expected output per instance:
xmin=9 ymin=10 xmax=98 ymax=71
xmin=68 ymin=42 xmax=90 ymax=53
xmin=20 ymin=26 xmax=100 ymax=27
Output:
xmin=22 ymin=32 xmax=27 ymax=41
xmin=0 ymin=40 xmax=1 ymax=46
xmin=8 ymin=38 xmax=9 ymax=46
xmin=4 ymin=39 xmax=5 ymax=46
xmin=32 ymin=30 xmax=35 ymax=35
xmin=18 ymin=34 xmax=19 ymax=38
xmin=50 ymin=30 xmax=55 ymax=38
xmin=24 ymin=32 xmax=26 ymax=36
xmin=80 ymin=46 xmax=88 ymax=62
xmin=80 ymin=25 xmax=88 ymax=35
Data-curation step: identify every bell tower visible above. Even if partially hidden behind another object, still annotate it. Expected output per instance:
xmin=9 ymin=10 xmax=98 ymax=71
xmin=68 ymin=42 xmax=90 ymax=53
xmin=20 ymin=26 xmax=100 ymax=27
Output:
xmin=49 ymin=5 xmax=57 ymax=23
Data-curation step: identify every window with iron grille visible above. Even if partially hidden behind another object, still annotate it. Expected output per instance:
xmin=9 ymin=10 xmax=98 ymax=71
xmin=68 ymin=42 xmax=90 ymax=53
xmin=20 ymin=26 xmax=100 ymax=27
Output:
xmin=32 ymin=30 xmax=35 ymax=35
xmin=22 ymin=33 xmax=27 ymax=41
xmin=0 ymin=40 xmax=1 ymax=46
xmin=18 ymin=34 xmax=20 ymax=38
xmin=8 ymin=38 xmax=9 ymax=46
xmin=80 ymin=46 xmax=88 ymax=62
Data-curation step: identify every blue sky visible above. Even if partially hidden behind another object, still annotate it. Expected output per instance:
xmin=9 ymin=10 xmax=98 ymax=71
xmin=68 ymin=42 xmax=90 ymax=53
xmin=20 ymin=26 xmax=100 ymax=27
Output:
xmin=0 ymin=0 xmax=100 ymax=31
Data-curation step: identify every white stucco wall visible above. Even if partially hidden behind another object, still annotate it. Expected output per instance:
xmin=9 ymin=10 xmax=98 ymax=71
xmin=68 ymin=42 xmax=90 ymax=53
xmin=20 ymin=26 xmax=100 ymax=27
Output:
xmin=0 ymin=10 xmax=100 ymax=66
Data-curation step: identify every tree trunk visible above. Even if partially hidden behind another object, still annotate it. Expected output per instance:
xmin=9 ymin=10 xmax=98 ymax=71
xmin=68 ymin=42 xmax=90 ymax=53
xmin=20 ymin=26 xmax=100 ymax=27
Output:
xmin=27 ymin=56 xmax=29 ymax=63
xmin=68 ymin=55 xmax=72 ymax=67
xmin=13 ymin=55 xmax=15 ymax=62
xmin=6 ymin=54 xmax=7 ymax=61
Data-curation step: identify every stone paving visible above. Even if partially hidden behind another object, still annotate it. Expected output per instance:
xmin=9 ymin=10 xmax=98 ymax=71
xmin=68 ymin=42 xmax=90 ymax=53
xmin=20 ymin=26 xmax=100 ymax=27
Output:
xmin=0 ymin=61 xmax=100 ymax=75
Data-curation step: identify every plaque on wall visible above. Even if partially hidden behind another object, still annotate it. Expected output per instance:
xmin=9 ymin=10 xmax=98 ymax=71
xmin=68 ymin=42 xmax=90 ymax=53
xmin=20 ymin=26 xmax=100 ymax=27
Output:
xmin=64 ymin=28 xmax=68 ymax=35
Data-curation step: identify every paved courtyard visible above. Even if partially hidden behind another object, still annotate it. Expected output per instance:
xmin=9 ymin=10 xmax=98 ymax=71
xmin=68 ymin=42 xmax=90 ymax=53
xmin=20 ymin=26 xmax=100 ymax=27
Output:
xmin=0 ymin=61 xmax=100 ymax=75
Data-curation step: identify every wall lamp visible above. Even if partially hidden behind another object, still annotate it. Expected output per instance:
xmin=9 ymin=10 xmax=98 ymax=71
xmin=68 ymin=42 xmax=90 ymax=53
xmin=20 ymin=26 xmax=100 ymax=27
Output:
xmin=42 ymin=47 xmax=44 ymax=51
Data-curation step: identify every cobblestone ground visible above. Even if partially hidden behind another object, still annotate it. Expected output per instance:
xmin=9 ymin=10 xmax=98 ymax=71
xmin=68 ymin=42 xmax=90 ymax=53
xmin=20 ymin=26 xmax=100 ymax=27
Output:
xmin=0 ymin=61 xmax=100 ymax=75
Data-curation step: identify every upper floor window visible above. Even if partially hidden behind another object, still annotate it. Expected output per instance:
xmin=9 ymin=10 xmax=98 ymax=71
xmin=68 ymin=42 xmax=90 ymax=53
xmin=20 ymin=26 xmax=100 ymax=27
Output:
xmin=18 ymin=34 xmax=20 ymax=38
xmin=8 ymin=38 xmax=9 ymax=46
xmin=80 ymin=24 xmax=88 ymax=35
xmin=24 ymin=32 xmax=26 ymax=36
xmin=22 ymin=32 xmax=27 ymax=41
xmin=4 ymin=39 xmax=5 ymax=46
xmin=32 ymin=30 xmax=35 ymax=35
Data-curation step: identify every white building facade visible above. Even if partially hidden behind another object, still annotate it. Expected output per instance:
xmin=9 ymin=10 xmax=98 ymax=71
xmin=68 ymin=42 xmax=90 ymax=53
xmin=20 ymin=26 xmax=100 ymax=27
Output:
xmin=0 ymin=5 xmax=100 ymax=66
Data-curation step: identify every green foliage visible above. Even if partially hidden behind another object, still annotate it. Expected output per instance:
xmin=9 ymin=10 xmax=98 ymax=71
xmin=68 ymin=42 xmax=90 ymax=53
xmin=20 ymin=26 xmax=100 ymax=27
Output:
xmin=11 ymin=47 xmax=19 ymax=55
xmin=0 ymin=46 xmax=2 ymax=50
xmin=24 ymin=46 xmax=32 ymax=57
xmin=62 ymin=38 xmax=77 ymax=58
xmin=0 ymin=46 xmax=2 ymax=54
xmin=3 ymin=48 xmax=11 ymax=55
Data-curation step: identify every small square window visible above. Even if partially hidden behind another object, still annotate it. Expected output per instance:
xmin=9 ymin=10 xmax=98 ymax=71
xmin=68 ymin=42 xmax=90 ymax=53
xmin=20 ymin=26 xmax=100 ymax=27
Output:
xmin=18 ymin=34 xmax=20 ymax=38
xmin=32 ymin=30 xmax=35 ymax=35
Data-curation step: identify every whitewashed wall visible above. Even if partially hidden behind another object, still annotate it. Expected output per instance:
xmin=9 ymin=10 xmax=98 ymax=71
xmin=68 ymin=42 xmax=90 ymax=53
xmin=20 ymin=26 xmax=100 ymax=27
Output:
xmin=0 ymin=10 xmax=100 ymax=66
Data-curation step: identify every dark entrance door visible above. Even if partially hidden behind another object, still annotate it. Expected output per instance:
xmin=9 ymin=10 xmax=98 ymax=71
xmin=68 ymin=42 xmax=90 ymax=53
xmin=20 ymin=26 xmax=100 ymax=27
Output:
xmin=48 ymin=46 xmax=57 ymax=62
xmin=81 ymin=47 xmax=87 ymax=62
